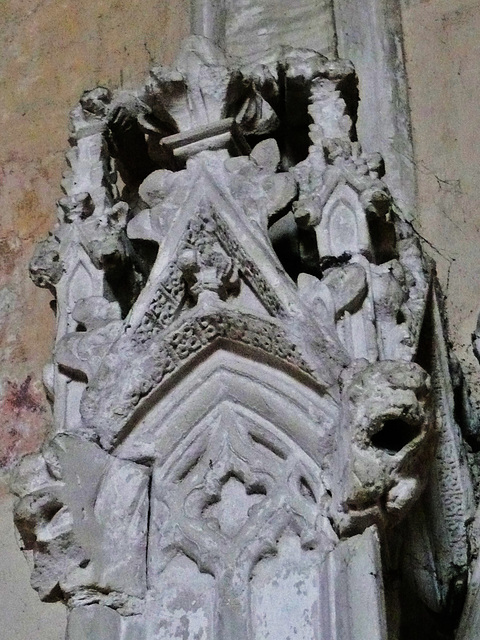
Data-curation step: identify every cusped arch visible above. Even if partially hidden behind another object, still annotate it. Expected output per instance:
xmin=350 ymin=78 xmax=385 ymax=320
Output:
xmin=115 ymin=348 xmax=340 ymax=472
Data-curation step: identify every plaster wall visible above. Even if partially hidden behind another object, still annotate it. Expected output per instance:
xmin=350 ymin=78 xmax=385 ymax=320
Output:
xmin=401 ymin=0 xmax=480 ymax=412
xmin=1 ymin=1 xmax=480 ymax=637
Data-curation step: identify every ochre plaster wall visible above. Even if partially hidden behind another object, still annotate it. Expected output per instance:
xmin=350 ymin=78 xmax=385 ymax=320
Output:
xmin=1 ymin=0 xmax=480 ymax=636
xmin=0 ymin=2 xmax=188 ymax=636
xmin=401 ymin=0 xmax=480 ymax=409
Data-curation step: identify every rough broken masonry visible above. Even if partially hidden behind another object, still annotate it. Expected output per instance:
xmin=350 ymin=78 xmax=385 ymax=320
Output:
xmin=12 ymin=32 xmax=480 ymax=640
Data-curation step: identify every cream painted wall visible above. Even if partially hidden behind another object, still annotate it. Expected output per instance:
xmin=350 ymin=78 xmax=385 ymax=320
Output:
xmin=402 ymin=0 xmax=480 ymax=411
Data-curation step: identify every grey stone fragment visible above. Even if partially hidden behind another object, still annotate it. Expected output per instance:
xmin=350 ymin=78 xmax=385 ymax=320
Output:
xmin=225 ymin=0 xmax=336 ymax=63
xmin=29 ymin=233 xmax=63 ymax=291
xmin=66 ymin=604 xmax=145 ymax=640
xmin=53 ymin=436 xmax=149 ymax=602
xmin=14 ymin=436 xmax=149 ymax=609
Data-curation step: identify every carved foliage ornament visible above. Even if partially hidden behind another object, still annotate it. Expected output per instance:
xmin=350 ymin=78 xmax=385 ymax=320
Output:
xmin=15 ymin=36 xmax=475 ymax=640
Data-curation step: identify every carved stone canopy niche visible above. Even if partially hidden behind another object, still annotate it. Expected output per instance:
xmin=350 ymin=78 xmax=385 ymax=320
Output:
xmin=16 ymin=35 xmax=476 ymax=640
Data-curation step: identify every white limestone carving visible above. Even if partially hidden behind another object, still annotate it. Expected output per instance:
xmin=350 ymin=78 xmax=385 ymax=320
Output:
xmin=224 ymin=0 xmax=336 ymax=63
xmin=18 ymin=35 xmax=476 ymax=640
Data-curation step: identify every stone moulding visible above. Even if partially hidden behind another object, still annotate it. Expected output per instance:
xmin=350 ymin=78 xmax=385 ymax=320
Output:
xmin=16 ymin=36 xmax=476 ymax=640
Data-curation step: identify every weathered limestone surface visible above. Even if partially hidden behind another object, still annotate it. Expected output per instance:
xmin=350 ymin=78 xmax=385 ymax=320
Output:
xmin=3 ymin=1 xmax=480 ymax=639
xmin=14 ymin=31 xmax=476 ymax=640
xmin=334 ymin=0 xmax=415 ymax=219
xmin=225 ymin=0 xmax=336 ymax=62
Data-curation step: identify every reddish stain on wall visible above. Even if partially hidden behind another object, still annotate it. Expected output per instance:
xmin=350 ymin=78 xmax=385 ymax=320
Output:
xmin=4 ymin=376 xmax=43 ymax=415
xmin=0 ymin=375 xmax=49 ymax=469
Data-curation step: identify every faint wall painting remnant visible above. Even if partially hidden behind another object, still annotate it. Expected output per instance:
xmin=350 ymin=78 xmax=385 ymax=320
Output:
xmin=14 ymin=28 xmax=476 ymax=640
